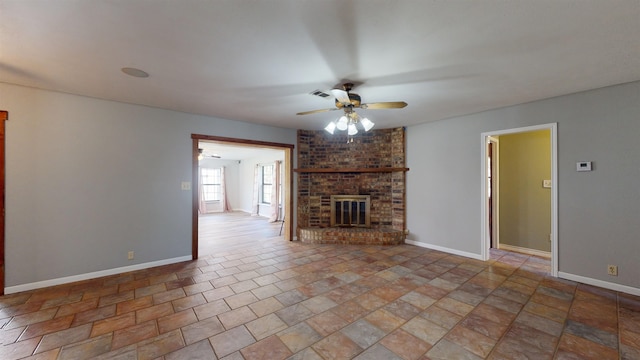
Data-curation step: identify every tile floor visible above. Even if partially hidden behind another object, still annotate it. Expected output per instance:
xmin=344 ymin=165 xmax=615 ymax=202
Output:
xmin=1 ymin=238 xmax=639 ymax=359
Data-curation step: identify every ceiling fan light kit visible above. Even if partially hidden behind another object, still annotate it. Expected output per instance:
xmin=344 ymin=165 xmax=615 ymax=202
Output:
xmin=336 ymin=116 xmax=349 ymax=131
xmin=297 ymin=82 xmax=406 ymax=140
xmin=347 ymin=122 xmax=358 ymax=136
xmin=361 ymin=117 xmax=374 ymax=131
xmin=324 ymin=121 xmax=337 ymax=134
xmin=325 ymin=111 xmax=372 ymax=136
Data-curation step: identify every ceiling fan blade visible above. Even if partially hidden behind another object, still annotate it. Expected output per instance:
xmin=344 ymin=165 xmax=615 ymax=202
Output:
xmin=361 ymin=101 xmax=408 ymax=110
xmin=296 ymin=108 xmax=339 ymax=116
xmin=330 ymin=88 xmax=351 ymax=106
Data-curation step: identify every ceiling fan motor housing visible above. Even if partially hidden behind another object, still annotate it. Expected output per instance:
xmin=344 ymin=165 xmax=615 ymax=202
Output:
xmin=296 ymin=81 xmax=406 ymax=116
xmin=335 ymin=93 xmax=361 ymax=108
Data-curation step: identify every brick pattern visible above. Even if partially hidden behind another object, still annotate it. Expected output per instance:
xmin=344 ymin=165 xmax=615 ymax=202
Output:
xmin=297 ymin=128 xmax=407 ymax=236
xmin=299 ymin=227 xmax=405 ymax=245
xmin=391 ymin=128 xmax=406 ymax=230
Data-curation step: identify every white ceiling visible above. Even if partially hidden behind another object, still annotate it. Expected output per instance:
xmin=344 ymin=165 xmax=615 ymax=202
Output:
xmin=1 ymin=1 xmax=639 ymax=131
xmin=198 ymin=141 xmax=283 ymax=161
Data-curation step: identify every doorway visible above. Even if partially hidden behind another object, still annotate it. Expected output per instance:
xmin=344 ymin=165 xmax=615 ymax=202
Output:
xmin=191 ymin=134 xmax=294 ymax=260
xmin=481 ymin=123 xmax=558 ymax=276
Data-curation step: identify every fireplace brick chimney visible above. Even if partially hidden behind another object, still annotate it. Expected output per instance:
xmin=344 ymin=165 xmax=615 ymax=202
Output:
xmin=296 ymin=128 xmax=407 ymax=238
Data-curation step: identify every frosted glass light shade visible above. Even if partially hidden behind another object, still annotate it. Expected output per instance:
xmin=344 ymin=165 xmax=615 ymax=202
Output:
xmin=324 ymin=121 xmax=336 ymax=134
xmin=360 ymin=117 xmax=374 ymax=131
xmin=336 ymin=116 xmax=348 ymax=130
xmin=347 ymin=123 xmax=358 ymax=135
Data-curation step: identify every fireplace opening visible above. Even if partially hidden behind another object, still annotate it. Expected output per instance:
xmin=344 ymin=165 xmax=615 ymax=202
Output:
xmin=331 ymin=195 xmax=370 ymax=227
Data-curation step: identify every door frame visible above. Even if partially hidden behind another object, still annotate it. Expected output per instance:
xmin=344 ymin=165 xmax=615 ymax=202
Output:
xmin=190 ymin=134 xmax=294 ymax=260
xmin=480 ymin=123 xmax=558 ymax=276
xmin=0 ymin=111 xmax=7 ymax=295
xmin=487 ymin=136 xmax=499 ymax=249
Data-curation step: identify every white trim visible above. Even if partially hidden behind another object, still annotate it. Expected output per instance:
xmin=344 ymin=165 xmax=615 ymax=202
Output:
xmin=558 ymin=272 xmax=640 ymax=297
xmin=499 ymin=243 xmax=551 ymax=259
xmin=488 ymin=136 xmax=500 ymax=249
xmin=4 ymin=256 xmax=192 ymax=294
xmin=481 ymin=123 xmax=558 ymax=277
xmin=405 ymin=240 xmax=484 ymax=261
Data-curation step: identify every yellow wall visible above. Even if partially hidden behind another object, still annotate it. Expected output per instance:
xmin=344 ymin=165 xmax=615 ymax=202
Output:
xmin=498 ymin=130 xmax=551 ymax=252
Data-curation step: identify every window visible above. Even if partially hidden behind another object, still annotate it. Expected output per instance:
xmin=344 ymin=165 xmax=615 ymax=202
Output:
xmin=261 ymin=165 xmax=273 ymax=204
xmin=201 ymin=168 xmax=221 ymax=201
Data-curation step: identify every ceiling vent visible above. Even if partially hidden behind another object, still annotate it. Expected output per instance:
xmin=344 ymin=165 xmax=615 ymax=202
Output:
xmin=310 ymin=89 xmax=331 ymax=98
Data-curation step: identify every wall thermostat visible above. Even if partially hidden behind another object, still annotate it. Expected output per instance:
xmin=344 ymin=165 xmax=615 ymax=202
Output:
xmin=576 ymin=161 xmax=592 ymax=172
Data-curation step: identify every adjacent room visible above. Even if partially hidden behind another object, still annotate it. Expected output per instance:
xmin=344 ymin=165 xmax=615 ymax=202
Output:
xmin=1 ymin=1 xmax=639 ymax=359
xmin=196 ymin=141 xmax=287 ymax=254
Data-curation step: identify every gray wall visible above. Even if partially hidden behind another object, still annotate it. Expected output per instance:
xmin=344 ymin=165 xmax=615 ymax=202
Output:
xmin=498 ymin=130 xmax=551 ymax=252
xmin=4 ymin=79 xmax=639 ymax=293
xmin=407 ymin=80 xmax=640 ymax=290
xmin=2 ymin=82 xmax=296 ymax=288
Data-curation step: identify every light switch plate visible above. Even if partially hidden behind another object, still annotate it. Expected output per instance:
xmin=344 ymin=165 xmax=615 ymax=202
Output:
xmin=543 ymin=180 xmax=551 ymax=188
xmin=181 ymin=181 xmax=191 ymax=190
xmin=576 ymin=161 xmax=592 ymax=172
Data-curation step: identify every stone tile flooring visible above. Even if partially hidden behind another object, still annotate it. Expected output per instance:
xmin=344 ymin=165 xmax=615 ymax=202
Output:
xmin=1 ymin=238 xmax=639 ymax=359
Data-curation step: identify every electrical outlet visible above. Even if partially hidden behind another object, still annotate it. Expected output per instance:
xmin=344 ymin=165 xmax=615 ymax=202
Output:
xmin=607 ymin=265 xmax=618 ymax=276
xmin=128 ymin=251 xmax=134 ymax=260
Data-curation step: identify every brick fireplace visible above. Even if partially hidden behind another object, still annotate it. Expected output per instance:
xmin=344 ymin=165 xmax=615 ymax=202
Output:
xmin=295 ymin=128 xmax=407 ymax=245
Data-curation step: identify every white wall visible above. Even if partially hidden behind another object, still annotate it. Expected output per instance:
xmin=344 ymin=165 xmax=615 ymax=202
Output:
xmin=406 ymin=81 xmax=640 ymax=292
xmin=238 ymin=154 xmax=285 ymax=216
xmin=1 ymin=82 xmax=296 ymax=290
xmin=198 ymin=158 xmax=240 ymax=212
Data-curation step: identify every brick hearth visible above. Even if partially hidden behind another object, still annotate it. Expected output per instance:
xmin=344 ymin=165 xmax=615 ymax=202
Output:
xmin=298 ymin=227 xmax=405 ymax=245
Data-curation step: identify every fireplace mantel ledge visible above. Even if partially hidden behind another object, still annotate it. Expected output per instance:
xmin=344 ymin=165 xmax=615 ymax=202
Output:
xmin=294 ymin=167 xmax=409 ymax=173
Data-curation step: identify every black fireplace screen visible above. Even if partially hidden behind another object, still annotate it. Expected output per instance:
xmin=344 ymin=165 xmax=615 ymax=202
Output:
xmin=331 ymin=195 xmax=371 ymax=227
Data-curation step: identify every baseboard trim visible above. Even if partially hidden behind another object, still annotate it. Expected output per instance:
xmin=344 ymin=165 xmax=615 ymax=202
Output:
xmin=403 ymin=242 xmax=640 ymax=296
xmin=499 ymin=244 xmax=551 ymax=259
xmin=558 ymin=272 xmax=640 ymax=296
xmin=405 ymin=240 xmax=484 ymax=261
xmin=4 ymin=255 xmax=193 ymax=295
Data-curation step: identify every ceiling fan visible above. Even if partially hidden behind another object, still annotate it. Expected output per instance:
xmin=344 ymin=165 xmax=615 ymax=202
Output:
xmin=198 ymin=148 xmax=221 ymax=160
xmin=297 ymin=83 xmax=407 ymax=137
xmin=296 ymin=82 xmax=407 ymax=116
